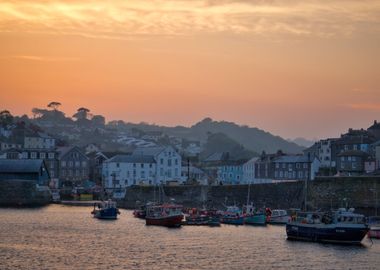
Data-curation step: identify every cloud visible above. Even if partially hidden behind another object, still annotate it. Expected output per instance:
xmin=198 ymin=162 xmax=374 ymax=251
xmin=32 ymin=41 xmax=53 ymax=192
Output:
xmin=2 ymin=55 xmax=80 ymax=62
xmin=0 ymin=0 xmax=379 ymax=40
xmin=347 ymin=103 xmax=380 ymax=111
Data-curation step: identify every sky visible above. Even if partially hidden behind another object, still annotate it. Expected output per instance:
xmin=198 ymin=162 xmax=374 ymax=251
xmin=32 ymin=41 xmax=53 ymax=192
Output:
xmin=0 ymin=0 xmax=380 ymax=140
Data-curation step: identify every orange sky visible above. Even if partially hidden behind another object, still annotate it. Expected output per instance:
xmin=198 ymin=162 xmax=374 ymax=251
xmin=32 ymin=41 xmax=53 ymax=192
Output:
xmin=0 ymin=0 xmax=380 ymax=139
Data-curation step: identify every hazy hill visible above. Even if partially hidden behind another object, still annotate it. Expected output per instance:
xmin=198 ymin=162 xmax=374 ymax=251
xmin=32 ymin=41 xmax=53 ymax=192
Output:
xmin=119 ymin=118 xmax=304 ymax=154
xmin=200 ymin=132 xmax=258 ymax=160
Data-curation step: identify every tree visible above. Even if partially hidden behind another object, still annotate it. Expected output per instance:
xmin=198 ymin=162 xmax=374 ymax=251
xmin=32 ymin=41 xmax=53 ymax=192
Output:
xmin=47 ymin=101 xmax=61 ymax=111
xmin=73 ymin=107 xmax=90 ymax=121
xmin=0 ymin=110 xmax=13 ymax=126
xmin=91 ymin=115 xmax=105 ymax=126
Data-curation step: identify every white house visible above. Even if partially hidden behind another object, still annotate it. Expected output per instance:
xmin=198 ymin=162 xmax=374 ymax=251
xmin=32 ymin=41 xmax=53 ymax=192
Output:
xmin=242 ymin=157 xmax=258 ymax=184
xmin=317 ymin=139 xmax=336 ymax=168
xmin=133 ymin=146 xmax=183 ymax=184
xmin=103 ymin=155 xmax=157 ymax=190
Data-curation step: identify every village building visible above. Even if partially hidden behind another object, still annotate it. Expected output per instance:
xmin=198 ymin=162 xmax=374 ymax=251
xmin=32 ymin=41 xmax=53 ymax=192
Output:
xmin=57 ymin=146 xmax=89 ymax=187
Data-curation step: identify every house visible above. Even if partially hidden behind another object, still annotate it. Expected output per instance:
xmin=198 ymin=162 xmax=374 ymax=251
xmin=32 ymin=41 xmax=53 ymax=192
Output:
xmin=368 ymin=120 xmax=380 ymax=140
xmin=242 ymin=157 xmax=258 ymax=184
xmin=273 ymin=155 xmax=320 ymax=181
xmin=24 ymin=132 xmax=55 ymax=149
xmin=0 ymin=139 xmax=22 ymax=151
xmin=255 ymin=151 xmax=284 ymax=180
xmin=0 ymin=148 xmax=59 ymax=179
xmin=217 ymin=160 xmax=246 ymax=185
xmin=0 ymin=159 xmax=50 ymax=186
xmin=84 ymin=143 xmax=100 ymax=154
xmin=181 ymin=164 xmax=207 ymax=185
xmin=133 ymin=146 xmax=182 ymax=184
xmin=337 ymin=150 xmax=368 ymax=176
xmin=87 ymin=151 xmax=109 ymax=185
xmin=141 ymin=131 xmax=164 ymax=142
xmin=57 ymin=146 xmax=89 ymax=187
xmin=103 ymin=154 xmax=157 ymax=191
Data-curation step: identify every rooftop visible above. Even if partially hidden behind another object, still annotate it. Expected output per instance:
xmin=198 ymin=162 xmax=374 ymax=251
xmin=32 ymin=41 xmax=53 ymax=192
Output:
xmin=0 ymin=159 xmax=45 ymax=173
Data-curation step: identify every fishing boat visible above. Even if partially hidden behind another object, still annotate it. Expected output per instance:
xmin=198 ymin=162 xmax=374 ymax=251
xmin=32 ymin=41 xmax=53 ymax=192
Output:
xmin=220 ymin=206 xmax=244 ymax=225
xmin=183 ymin=208 xmax=221 ymax=226
xmin=368 ymin=216 xmax=380 ymax=239
xmin=286 ymin=208 xmax=369 ymax=245
xmin=133 ymin=205 xmax=147 ymax=219
xmin=91 ymin=200 xmax=120 ymax=220
xmin=244 ymin=204 xmax=267 ymax=226
xmin=145 ymin=203 xmax=183 ymax=227
xmin=268 ymin=209 xmax=291 ymax=224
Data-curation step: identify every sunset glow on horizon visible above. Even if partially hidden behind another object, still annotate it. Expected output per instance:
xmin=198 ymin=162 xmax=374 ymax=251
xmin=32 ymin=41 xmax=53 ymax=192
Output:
xmin=1 ymin=0 xmax=380 ymax=139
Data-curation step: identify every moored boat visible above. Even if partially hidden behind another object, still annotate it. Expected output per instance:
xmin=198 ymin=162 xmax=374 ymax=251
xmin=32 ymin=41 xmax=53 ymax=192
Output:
xmin=145 ymin=203 xmax=183 ymax=227
xmin=91 ymin=200 xmax=120 ymax=220
xmin=368 ymin=216 xmax=380 ymax=239
xmin=268 ymin=209 xmax=291 ymax=224
xmin=183 ymin=208 xmax=221 ymax=226
xmin=286 ymin=208 xmax=369 ymax=245
xmin=243 ymin=204 xmax=266 ymax=226
xmin=220 ymin=206 xmax=244 ymax=225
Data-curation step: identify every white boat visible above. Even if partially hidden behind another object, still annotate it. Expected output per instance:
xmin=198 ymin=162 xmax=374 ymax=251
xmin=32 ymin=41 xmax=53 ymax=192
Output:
xmin=268 ymin=209 xmax=291 ymax=224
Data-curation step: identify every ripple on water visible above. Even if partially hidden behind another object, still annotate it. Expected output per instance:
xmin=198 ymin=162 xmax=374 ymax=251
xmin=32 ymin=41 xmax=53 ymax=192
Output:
xmin=0 ymin=205 xmax=379 ymax=270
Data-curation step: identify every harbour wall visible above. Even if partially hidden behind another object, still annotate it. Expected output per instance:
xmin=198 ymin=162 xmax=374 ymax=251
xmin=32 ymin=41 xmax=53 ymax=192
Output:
xmin=0 ymin=179 xmax=51 ymax=207
xmin=119 ymin=177 xmax=380 ymax=215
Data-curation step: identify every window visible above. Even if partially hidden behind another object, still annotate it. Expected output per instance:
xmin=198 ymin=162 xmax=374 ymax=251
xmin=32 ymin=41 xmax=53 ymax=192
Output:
xmin=275 ymin=163 xmax=279 ymax=169
xmin=352 ymin=156 xmax=356 ymax=162
xmin=341 ymin=157 xmax=345 ymax=162
xmin=344 ymin=145 xmax=348 ymax=151
xmin=285 ymin=171 xmax=288 ymax=178
xmin=353 ymin=145 xmax=358 ymax=150
xmin=296 ymin=163 xmax=300 ymax=169
xmin=133 ymin=163 xmax=136 ymax=168
xmin=75 ymin=170 xmax=80 ymax=176
xmin=168 ymin=170 xmax=172 ymax=178
xmin=68 ymin=170 xmax=73 ymax=177
xmin=116 ymin=163 xmax=120 ymax=168
xmin=82 ymin=169 xmax=87 ymax=177
xmin=75 ymin=161 xmax=80 ymax=167
xmin=48 ymin=152 xmax=55 ymax=159
xmin=274 ymin=171 xmax=278 ymax=178
xmin=348 ymin=157 xmax=351 ymax=161
xmin=160 ymin=159 xmax=164 ymax=165
xmin=50 ymin=163 xmax=54 ymax=169
xmin=298 ymin=171 xmax=303 ymax=178
xmin=31 ymin=152 xmax=37 ymax=159
xmin=61 ymin=161 xmax=66 ymax=167
xmin=82 ymin=161 xmax=87 ymax=167
xmin=149 ymin=163 xmax=152 ymax=168
xmin=279 ymin=171 xmax=283 ymax=178
xmin=175 ymin=159 xmax=178 ymax=166
xmin=50 ymin=171 xmax=54 ymax=178
xmin=303 ymin=163 xmax=308 ymax=169
xmin=61 ymin=170 xmax=66 ymax=177
xmin=168 ymin=159 xmax=172 ymax=166
xmin=141 ymin=171 xmax=145 ymax=178
xmin=175 ymin=168 xmax=178 ymax=177
xmin=160 ymin=168 xmax=164 ymax=176
xmin=39 ymin=152 xmax=46 ymax=159
xmin=282 ymin=163 xmax=286 ymax=169
xmin=68 ymin=161 xmax=73 ymax=167
xmin=141 ymin=163 xmax=144 ymax=168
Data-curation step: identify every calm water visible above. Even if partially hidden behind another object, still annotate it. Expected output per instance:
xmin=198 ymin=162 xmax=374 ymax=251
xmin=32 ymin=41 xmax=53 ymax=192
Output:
xmin=0 ymin=205 xmax=379 ymax=270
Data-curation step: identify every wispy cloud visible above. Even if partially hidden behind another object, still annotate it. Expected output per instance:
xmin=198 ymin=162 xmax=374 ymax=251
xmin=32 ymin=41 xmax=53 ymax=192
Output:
xmin=1 ymin=55 xmax=80 ymax=62
xmin=0 ymin=0 xmax=379 ymax=40
xmin=347 ymin=103 xmax=380 ymax=111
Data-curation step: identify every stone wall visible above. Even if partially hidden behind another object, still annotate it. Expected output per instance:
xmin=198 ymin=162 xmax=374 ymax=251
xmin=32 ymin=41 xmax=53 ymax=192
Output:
xmin=0 ymin=179 xmax=51 ymax=207
xmin=119 ymin=177 xmax=380 ymax=215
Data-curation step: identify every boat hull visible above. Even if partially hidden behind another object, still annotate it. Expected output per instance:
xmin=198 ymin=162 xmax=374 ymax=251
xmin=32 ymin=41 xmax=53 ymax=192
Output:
xmin=245 ymin=214 xmax=266 ymax=226
xmin=146 ymin=215 xmax=183 ymax=227
xmin=221 ymin=216 xmax=244 ymax=225
xmin=368 ymin=227 xmax=380 ymax=239
xmin=92 ymin=208 xmax=119 ymax=220
xmin=286 ymin=223 xmax=369 ymax=245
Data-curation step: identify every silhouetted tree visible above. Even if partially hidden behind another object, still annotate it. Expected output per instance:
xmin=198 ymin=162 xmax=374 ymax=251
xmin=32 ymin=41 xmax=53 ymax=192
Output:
xmin=0 ymin=110 xmax=13 ymax=126
xmin=91 ymin=115 xmax=105 ymax=126
xmin=47 ymin=101 xmax=61 ymax=110
xmin=73 ymin=107 xmax=90 ymax=121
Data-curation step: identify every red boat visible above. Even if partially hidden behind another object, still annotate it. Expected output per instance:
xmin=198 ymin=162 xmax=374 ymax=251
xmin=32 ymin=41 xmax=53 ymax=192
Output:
xmin=145 ymin=203 xmax=183 ymax=227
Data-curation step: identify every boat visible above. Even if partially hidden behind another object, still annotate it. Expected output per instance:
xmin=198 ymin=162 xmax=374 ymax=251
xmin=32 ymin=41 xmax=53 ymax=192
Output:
xmin=286 ymin=208 xmax=369 ymax=245
xmin=368 ymin=216 xmax=380 ymax=239
xmin=133 ymin=206 xmax=147 ymax=219
xmin=91 ymin=200 xmax=120 ymax=220
xmin=220 ymin=206 xmax=244 ymax=225
xmin=183 ymin=208 xmax=221 ymax=226
xmin=243 ymin=180 xmax=266 ymax=225
xmin=244 ymin=204 xmax=267 ymax=226
xmin=145 ymin=203 xmax=183 ymax=227
xmin=268 ymin=209 xmax=291 ymax=224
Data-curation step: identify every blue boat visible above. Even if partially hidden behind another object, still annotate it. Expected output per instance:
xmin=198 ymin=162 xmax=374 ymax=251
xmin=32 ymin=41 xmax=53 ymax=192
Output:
xmin=91 ymin=200 xmax=120 ymax=220
xmin=286 ymin=208 xmax=368 ymax=245
xmin=220 ymin=206 xmax=244 ymax=225
xmin=243 ymin=204 xmax=267 ymax=226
